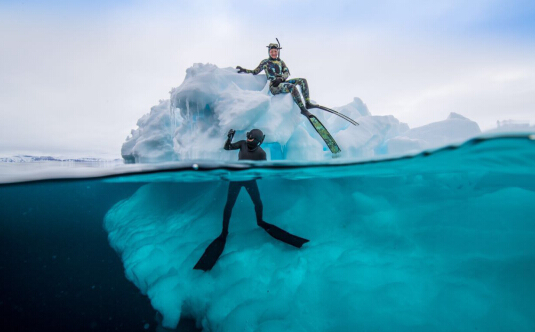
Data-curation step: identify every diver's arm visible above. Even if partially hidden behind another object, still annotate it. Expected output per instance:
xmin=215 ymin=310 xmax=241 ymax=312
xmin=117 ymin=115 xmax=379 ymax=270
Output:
xmin=281 ymin=61 xmax=290 ymax=80
xmin=236 ymin=60 xmax=267 ymax=75
xmin=272 ymin=61 xmax=290 ymax=86
xmin=224 ymin=129 xmax=241 ymax=150
xmin=225 ymin=140 xmax=243 ymax=150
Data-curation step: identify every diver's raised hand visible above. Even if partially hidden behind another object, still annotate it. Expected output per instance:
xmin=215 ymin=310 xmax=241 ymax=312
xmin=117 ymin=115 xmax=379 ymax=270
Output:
xmin=227 ymin=129 xmax=236 ymax=139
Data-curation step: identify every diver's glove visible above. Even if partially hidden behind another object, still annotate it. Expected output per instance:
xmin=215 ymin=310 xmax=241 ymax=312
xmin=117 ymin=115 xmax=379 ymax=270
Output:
xmin=236 ymin=66 xmax=246 ymax=73
xmin=272 ymin=77 xmax=284 ymax=87
xmin=227 ymin=129 xmax=235 ymax=139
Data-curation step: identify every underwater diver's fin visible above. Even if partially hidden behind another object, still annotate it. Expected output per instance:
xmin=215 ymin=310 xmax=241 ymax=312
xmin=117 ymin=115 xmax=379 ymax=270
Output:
xmin=259 ymin=221 xmax=309 ymax=248
xmin=193 ymin=234 xmax=227 ymax=271
xmin=302 ymin=112 xmax=342 ymax=154
xmin=307 ymin=104 xmax=359 ymax=126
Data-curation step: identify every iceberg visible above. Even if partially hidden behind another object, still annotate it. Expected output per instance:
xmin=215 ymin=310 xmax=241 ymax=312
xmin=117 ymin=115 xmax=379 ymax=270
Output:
xmin=121 ymin=64 xmax=482 ymax=163
xmin=384 ymin=112 xmax=482 ymax=155
xmin=104 ymin=135 xmax=535 ymax=331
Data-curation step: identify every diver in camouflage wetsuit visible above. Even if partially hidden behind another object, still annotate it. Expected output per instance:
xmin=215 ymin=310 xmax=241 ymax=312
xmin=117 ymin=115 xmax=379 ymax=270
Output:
xmin=235 ymin=42 xmax=342 ymax=154
xmin=236 ymin=43 xmax=317 ymax=116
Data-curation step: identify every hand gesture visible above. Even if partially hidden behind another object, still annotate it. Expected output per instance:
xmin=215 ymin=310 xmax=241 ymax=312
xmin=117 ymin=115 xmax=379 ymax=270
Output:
xmin=227 ymin=129 xmax=236 ymax=139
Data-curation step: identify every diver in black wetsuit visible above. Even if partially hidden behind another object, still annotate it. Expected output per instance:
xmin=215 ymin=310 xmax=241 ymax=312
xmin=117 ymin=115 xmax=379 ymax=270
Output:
xmin=222 ymin=128 xmax=266 ymax=235
xmin=193 ymin=129 xmax=309 ymax=271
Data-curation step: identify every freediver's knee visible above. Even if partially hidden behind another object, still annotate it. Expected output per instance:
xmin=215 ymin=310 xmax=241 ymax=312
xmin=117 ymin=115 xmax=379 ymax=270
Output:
xmin=291 ymin=87 xmax=301 ymax=99
xmin=224 ymin=201 xmax=235 ymax=212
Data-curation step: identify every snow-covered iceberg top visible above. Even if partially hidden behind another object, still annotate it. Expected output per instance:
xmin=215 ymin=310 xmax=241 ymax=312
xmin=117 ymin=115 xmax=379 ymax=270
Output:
xmin=122 ymin=63 xmax=481 ymax=163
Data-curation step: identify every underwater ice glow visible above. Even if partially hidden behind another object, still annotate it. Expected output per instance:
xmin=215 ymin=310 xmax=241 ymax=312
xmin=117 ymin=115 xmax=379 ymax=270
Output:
xmin=105 ymin=136 xmax=535 ymax=331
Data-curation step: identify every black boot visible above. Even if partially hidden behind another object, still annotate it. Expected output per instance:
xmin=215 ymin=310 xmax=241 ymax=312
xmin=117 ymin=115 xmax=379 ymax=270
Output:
xmin=305 ymin=101 xmax=318 ymax=109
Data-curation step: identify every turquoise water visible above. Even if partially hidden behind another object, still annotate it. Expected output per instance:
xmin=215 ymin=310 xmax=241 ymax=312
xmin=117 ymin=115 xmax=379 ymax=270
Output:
xmin=2 ymin=134 xmax=535 ymax=331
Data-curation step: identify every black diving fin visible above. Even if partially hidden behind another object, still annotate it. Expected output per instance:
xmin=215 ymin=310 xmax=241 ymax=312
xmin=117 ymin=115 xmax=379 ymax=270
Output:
xmin=193 ymin=234 xmax=227 ymax=271
xmin=259 ymin=221 xmax=309 ymax=248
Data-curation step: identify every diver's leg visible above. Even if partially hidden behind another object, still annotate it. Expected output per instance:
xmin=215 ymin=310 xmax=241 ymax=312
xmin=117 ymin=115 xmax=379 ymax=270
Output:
xmin=193 ymin=234 xmax=227 ymax=271
xmin=244 ymin=180 xmax=310 ymax=248
xmin=272 ymin=82 xmax=309 ymax=115
xmin=273 ymin=81 xmax=339 ymax=154
xmin=193 ymin=182 xmax=243 ymax=271
xmin=292 ymin=78 xmax=313 ymax=106
xmin=286 ymin=83 xmax=309 ymax=115
xmin=222 ymin=181 xmax=243 ymax=236
xmin=295 ymin=78 xmax=318 ymax=108
xmin=244 ymin=180 xmax=264 ymax=227
xmin=291 ymin=87 xmax=309 ymax=115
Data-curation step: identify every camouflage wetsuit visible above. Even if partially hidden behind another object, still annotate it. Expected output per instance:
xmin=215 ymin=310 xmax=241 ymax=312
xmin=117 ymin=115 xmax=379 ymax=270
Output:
xmin=240 ymin=58 xmax=312 ymax=114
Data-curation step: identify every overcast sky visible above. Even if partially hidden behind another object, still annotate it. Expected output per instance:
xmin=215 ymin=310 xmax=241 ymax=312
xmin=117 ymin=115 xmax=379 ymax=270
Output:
xmin=1 ymin=0 xmax=534 ymax=157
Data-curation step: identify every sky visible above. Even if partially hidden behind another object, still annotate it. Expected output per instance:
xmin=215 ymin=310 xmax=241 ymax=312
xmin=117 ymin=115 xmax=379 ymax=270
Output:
xmin=1 ymin=0 xmax=534 ymax=157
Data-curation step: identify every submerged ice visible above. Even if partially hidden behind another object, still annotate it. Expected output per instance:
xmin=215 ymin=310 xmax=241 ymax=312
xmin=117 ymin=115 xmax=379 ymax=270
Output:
xmin=105 ymin=137 xmax=535 ymax=331
xmin=121 ymin=63 xmax=481 ymax=163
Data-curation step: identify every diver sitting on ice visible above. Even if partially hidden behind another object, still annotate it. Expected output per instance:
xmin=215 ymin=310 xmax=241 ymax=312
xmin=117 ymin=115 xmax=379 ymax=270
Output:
xmin=236 ymin=39 xmax=359 ymax=155
xmin=194 ymin=128 xmax=309 ymax=271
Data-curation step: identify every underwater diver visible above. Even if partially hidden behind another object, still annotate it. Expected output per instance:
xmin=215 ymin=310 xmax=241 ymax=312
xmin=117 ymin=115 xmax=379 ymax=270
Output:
xmin=193 ymin=129 xmax=309 ymax=271
xmin=236 ymin=39 xmax=359 ymax=155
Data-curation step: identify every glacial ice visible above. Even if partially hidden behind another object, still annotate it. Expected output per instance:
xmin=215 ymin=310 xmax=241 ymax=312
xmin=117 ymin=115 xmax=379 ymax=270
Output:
xmin=121 ymin=63 xmax=482 ymax=162
xmin=105 ymin=136 xmax=535 ymax=331
xmin=107 ymin=62 xmax=535 ymax=331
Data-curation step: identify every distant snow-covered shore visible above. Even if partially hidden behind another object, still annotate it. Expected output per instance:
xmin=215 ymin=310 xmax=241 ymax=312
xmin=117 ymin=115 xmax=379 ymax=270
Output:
xmin=0 ymin=155 xmax=123 ymax=164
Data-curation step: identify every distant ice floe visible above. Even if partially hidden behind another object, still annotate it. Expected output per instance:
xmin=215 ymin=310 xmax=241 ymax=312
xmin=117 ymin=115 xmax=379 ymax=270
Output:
xmin=122 ymin=63 xmax=483 ymax=163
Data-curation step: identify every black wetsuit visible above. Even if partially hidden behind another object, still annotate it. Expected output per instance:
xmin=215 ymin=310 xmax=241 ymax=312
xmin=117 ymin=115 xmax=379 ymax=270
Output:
xmin=222 ymin=139 xmax=266 ymax=235
xmin=224 ymin=139 xmax=267 ymax=161
xmin=193 ymin=134 xmax=308 ymax=271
